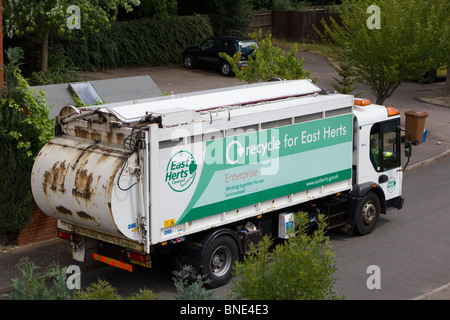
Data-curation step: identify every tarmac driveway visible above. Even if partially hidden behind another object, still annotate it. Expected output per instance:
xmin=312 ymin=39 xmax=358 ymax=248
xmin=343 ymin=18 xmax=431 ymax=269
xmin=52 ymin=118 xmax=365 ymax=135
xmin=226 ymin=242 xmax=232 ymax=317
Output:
xmin=81 ymin=64 xmax=242 ymax=95
xmin=80 ymin=51 xmax=339 ymax=95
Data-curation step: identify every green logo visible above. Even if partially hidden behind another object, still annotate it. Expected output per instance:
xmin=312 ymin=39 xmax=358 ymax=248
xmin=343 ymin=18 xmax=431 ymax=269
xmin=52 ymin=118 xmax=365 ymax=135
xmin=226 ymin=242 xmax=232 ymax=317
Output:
xmin=387 ymin=177 xmax=396 ymax=193
xmin=165 ymin=151 xmax=197 ymax=192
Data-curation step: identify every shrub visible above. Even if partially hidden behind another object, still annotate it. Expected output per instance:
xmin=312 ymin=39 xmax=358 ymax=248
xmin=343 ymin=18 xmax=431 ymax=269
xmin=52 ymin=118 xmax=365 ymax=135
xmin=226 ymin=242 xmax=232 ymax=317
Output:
xmin=29 ymin=49 xmax=85 ymax=85
xmin=127 ymin=288 xmax=161 ymax=300
xmin=64 ymin=15 xmax=214 ymax=71
xmin=172 ymin=265 xmax=218 ymax=300
xmin=220 ymin=30 xmax=312 ymax=83
xmin=75 ymin=279 xmax=160 ymax=300
xmin=6 ymin=257 xmax=76 ymax=300
xmin=75 ymin=279 xmax=122 ymax=300
xmin=6 ymin=260 xmax=161 ymax=300
xmin=228 ymin=212 xmax=342 ymax=300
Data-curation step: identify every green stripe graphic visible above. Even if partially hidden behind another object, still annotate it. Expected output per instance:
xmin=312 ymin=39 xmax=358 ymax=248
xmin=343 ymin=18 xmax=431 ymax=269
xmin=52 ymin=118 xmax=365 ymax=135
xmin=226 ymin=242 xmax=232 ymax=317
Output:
xmin=176 ymin=114 xmax=353 ymax=224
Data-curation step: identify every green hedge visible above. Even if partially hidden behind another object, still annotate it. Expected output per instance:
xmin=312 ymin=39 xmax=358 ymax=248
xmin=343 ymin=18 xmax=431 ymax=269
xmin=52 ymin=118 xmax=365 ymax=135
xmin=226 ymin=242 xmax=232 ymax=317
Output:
xmin=0 ymin=50 xmax=54 ymax=241
xmin=64 ymin=15 xmax=213 ymax=71
xmin=0 ymin=109 xmax=33 ymax=237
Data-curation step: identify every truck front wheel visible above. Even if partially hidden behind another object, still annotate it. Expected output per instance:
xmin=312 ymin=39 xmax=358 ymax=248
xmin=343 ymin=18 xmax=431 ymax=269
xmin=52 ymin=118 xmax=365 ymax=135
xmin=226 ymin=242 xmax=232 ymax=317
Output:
xmin=201 ymin=235 xmax=239 ymax=287
xmin=354 ymin=192 xmax=380 ymax=235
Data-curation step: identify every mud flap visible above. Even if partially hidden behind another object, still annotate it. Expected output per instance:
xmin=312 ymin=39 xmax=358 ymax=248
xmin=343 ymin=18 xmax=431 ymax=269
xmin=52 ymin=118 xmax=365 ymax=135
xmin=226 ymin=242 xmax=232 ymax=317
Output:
xmin=71 ymin=235 xmax=97 ymax=263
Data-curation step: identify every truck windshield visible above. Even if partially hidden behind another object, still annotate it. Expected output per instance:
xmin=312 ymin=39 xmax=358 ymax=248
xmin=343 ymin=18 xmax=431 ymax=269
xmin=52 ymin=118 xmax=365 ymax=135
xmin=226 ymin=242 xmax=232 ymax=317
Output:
xmin=370 ymin=119 xmax=401 ymax=172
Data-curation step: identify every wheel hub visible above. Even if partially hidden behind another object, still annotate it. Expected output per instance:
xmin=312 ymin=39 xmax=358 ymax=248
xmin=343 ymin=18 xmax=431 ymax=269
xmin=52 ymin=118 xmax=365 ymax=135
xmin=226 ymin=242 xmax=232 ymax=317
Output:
xmin=362 ymin=201 xmax=377 ymax=225
xmin=222 ymin=63 xmax=231 ymax=75
xmin=210 ymin=246 xmax=231 ymax=276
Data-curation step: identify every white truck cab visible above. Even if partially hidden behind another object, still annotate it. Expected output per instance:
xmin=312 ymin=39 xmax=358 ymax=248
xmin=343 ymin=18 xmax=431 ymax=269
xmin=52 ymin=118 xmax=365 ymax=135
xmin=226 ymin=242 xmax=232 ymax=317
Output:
xmin=351 ymin=99 xmax=404 ymax=234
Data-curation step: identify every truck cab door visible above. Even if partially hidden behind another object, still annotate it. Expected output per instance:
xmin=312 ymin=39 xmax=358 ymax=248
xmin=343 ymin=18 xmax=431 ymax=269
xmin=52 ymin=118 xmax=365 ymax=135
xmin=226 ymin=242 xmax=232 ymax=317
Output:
xmin=369 ymin=119 xmax=402 ymax=202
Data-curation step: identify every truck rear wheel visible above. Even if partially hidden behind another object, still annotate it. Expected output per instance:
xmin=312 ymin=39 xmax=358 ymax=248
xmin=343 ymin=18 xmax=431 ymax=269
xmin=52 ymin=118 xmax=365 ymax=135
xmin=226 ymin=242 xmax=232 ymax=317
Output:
xmin=201 ymin=235 xmax=239 ymax=287
xmin=354 ymin=192 xmax=380 ymax=235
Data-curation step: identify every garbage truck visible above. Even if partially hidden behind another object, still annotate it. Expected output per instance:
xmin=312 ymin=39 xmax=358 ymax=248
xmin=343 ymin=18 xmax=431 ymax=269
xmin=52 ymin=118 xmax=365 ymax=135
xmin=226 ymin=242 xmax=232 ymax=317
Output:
xmin=31 ymin=79 xmax=410 ymax=287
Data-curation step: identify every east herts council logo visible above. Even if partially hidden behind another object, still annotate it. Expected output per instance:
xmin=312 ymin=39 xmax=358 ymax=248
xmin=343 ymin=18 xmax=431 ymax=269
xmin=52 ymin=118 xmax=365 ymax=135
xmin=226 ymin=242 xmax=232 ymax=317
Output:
xmin=387 ymin=177 xmax=396 ymax=193
xmin=165 ymin=151 xmax=197 ymax=192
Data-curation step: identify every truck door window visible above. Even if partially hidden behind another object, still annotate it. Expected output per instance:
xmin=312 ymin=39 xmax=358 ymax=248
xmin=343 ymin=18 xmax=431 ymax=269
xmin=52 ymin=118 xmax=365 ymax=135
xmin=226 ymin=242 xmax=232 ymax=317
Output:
xmin=370 ymin=120 xmax=400 ymax=172
xmin=382 ymin=130 xmax=399 ymax=170
xmin=370 ymin=131 xmax=381 ymax=171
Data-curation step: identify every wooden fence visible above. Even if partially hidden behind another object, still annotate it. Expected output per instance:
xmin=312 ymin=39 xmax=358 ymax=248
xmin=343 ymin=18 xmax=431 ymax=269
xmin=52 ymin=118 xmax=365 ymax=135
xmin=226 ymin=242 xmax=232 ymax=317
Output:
xmin=250 ymin=10 xmax=342 ymax=42
xmin=249 ymin=10 xmax=273 ymax=36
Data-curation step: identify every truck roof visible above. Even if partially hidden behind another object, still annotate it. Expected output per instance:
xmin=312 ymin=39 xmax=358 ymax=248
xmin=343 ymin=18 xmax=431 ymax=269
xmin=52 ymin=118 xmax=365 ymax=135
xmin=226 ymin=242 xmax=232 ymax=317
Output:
xmin=80 ymin=80 xmax=323 ymax=124
xmin=354 ymin=103 xmax=400 ymax=126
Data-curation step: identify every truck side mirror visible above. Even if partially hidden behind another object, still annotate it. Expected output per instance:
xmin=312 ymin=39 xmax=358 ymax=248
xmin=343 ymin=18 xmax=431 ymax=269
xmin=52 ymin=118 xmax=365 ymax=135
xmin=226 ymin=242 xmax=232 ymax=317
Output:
xmin=404 ymin=140 xmax=412 ymax=158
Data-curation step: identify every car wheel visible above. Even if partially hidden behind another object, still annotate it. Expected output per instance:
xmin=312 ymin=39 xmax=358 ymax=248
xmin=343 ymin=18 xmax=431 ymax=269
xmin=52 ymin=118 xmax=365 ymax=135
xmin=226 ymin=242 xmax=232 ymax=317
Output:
xmin=424 ymin=71 xmax=436 ymax=84
xmin=184 ymin=55 xmax=195 ymax=69
xmin=221 ymin=61 xmax=233 ymax=77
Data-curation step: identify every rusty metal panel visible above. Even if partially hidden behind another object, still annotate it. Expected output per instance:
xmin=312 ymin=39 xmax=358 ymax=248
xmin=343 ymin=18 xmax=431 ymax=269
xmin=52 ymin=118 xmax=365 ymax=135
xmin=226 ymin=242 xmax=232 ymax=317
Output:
xmin=31 ymin=135 xmax=142 ymax=241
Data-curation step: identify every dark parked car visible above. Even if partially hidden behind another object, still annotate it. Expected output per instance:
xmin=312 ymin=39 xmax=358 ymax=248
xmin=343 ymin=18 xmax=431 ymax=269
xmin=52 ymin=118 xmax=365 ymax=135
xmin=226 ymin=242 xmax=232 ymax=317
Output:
xmin=423 ymin=68 xmax=447 ymax=84
xmin=182 ymin=36 xmax=258 ymax=76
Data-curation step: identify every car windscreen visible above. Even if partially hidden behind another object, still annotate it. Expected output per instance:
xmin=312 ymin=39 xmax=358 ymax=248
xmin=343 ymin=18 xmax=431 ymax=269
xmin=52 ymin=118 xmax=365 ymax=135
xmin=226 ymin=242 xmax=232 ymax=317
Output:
xmin=238 ymin=41 xmax=258 ymax=54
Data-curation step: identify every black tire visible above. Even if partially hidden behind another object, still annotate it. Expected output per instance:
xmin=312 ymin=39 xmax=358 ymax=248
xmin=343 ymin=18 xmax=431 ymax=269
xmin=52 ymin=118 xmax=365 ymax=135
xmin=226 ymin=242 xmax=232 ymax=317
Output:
xmin=221 ymin=61 xmax=233 ymax=77
xmin=424 ymin=71 xmax=436 ymax=84
xmin=183 ymin=55 xmax=195 ymax=69
xmin=354 ymin=192 xmax=380 ymax=235
xmin=201 ymin=235 xmax=239 ymax=287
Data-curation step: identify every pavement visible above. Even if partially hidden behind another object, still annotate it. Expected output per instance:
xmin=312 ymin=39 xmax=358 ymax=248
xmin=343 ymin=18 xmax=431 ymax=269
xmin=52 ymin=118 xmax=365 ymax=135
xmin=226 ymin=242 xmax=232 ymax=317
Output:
xmin=1 ymin=50 xmax=449 ymax=300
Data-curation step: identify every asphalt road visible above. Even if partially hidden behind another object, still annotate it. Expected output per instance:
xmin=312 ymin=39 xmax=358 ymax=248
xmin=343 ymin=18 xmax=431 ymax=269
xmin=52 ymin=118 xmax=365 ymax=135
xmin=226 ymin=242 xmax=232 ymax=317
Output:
xmin=331 ymin=155 xmax=450 ymax=300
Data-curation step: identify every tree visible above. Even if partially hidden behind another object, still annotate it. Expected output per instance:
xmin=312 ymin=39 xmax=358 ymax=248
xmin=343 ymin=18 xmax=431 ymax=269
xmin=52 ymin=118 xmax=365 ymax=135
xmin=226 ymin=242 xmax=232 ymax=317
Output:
xmin=220 ymin=30 xmax=312 ymax=83
xmin=318 ymin=0 xmax=450 ymax=104
xmin=3 ymin=0 xmax=140 ymax=72
xmin=212 ymin=0 xmax=254 ymax=36
xmin=445 ymin=68 xmax=450 ymax=97
xmin=330 ymin=60 xmax=363 ymax=96
xmin=0 ymin=0 xmax=4 ymax=91
xmin=117 ymin=0 xmax=177 ymax=20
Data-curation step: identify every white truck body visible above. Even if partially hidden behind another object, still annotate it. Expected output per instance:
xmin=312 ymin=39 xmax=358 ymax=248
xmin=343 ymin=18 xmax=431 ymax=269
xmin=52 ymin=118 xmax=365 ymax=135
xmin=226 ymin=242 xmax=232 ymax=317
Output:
xmin=31 ymin=80 xmax=406 ymax=286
